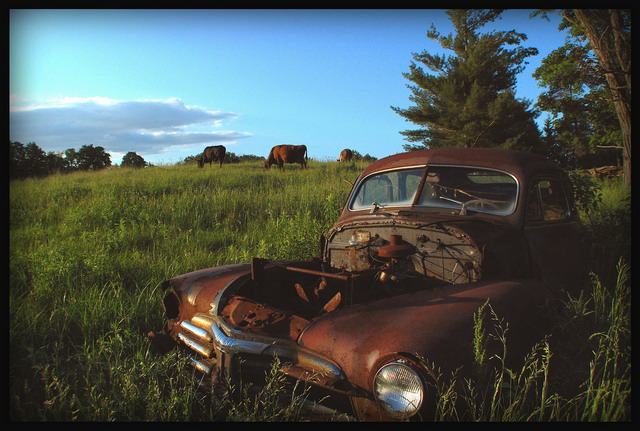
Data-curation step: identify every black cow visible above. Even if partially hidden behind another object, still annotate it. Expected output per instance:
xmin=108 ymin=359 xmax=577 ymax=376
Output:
xmin=198 ymin=145 xmax=226 ymax=168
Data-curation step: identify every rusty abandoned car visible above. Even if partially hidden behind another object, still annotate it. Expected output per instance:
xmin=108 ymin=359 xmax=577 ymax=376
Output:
xmin=150 ymin=148 xmax=586 ymax=421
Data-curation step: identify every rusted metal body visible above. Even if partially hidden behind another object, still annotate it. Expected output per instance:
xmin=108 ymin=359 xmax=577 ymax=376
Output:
xmin=151 ymin=148 xmax=586 ymax=421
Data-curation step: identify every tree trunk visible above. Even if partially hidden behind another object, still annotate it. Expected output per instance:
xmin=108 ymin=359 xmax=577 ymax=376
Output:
xmin=572 ymin=9 xmax=631 ymax=186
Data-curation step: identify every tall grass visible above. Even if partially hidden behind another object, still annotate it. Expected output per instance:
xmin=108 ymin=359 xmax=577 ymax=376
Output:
xmin=427 ymin=259 xmax=630 ymax=421
xmin=9 ymin=162 xmax=630 ymax=421
xmin=576 ymin=177 xmax=631 ymax=287
xmin=425 ymin=176 xmax=631 ymax=422
xmin=9 ymin=161 xmax=359 ymax=421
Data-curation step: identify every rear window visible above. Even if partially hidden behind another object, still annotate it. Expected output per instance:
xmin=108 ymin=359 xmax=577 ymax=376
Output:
xmin=526 ymin=179 xmax=570 ymax=222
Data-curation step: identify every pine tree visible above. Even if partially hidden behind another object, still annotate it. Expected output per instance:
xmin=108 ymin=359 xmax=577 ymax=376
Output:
xmin=392 ymin=10 xmax=542 ymax=152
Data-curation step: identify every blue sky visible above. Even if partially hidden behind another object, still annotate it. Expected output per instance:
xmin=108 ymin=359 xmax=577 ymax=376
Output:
xmin=10 ymin=9 xmax=566 ymax=165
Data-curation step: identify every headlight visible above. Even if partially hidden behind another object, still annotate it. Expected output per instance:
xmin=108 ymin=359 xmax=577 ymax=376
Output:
xmin=373 ymin=360 xmax=424 ymax=419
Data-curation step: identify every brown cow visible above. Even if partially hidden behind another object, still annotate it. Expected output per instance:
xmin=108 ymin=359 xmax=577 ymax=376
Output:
xmin=264 ymin=145 xmax=308 ymax=170
xmin=197 ymin=145 xmax=226 ymax=168
xmin=338 ymin=149 xmax=353 ymax=163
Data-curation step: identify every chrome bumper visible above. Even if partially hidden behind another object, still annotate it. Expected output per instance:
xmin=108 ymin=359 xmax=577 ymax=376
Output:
xmin=177 ymin=313 xmax=345 ymax=385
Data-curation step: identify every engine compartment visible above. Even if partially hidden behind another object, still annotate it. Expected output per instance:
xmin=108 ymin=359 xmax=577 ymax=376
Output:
xmin=216 ymin=223 xmax=483 ymax=342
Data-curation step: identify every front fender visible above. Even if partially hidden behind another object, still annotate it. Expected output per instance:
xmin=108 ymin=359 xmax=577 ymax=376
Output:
xmin=298 ymin=278 xmax=556 ymax=392
xmin=161 ymin=263 xmax=251 ymax=332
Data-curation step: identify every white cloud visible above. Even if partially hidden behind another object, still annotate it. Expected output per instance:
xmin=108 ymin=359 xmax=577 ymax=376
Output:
xmin=9 ymin=96 xmax=251 ymax=156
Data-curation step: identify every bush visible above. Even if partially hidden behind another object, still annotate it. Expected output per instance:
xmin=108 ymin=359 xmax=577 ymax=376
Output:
xmin=121 ymin=152 xmax=147 ymax=168
xmin=568 ymin=171 xmax=602 ymax=215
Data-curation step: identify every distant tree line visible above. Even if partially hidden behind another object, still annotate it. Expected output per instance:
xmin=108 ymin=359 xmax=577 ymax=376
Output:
xmin=348 ymin=150 xmax=377 ymax=163
xmin=10 ymin=141 xmax=110 ymax=179
xmin=180 ymin=151 xmax=266 ymax=165
xmin=9 ymin=141 xmax=153 ymax=179
xmin=181 ymin=150 xmax=377 ymax=165
xmin=11 ymin=141 xmax=379 ymax=180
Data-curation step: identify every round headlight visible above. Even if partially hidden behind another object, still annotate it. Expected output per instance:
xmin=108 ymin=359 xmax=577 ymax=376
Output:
xmin=373 ymin=361 xmax=424 ymax=419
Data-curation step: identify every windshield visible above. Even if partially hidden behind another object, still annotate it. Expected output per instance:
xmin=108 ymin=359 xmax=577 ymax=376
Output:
xmin=350 ymin=166 xmax=518 ymax=216
xmin=350 ymin=168 xmax=423 ymax=210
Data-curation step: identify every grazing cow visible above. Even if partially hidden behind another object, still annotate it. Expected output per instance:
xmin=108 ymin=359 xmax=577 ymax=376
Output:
xmin=338 ymin=149 xmax=353 ymax=163
xmin=198 ymin=145 xmax=226 ymax=168
xmin=264 ymin=145 xmax=308 ymax=170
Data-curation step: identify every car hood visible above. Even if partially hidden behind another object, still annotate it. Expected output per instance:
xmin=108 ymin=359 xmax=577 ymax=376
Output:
xmin=326 ymin=213 xmax=531 ymax=280
xmin=329 ymin=211 xmax=516 ymax=245
xmin=298 ymin=278 xmax=553 ymax=390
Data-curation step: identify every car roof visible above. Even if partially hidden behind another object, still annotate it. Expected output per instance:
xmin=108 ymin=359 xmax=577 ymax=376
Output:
xmin=359 ymin=148 xmax=561 ymax=180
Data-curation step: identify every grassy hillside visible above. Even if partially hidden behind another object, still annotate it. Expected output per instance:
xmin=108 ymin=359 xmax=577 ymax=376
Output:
xmin=9 ymin=161 xmax=359 ymax=420
xmin=9 ymin=161 xmax=630 ymax=421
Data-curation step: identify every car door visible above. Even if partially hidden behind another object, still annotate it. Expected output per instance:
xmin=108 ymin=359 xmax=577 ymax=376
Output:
xmin=523 ymin=174 xmax=587 ymax=295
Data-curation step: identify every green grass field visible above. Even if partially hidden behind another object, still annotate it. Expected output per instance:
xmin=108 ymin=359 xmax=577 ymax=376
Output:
xmin=9 ymin=161 xmax=630 ymax=421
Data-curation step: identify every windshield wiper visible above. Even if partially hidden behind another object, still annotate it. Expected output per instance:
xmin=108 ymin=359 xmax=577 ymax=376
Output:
xmin=370 ymin=202 xmax=385 ymax=214
xmin=368 ymin=202 xmax=398 ymax=216
xmin=438 ymin=196 xmax=469 ymax=215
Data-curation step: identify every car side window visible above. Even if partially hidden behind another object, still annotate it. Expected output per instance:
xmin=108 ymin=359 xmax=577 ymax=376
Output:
xmin=526 ymin=179 xmax=570 ymax=223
